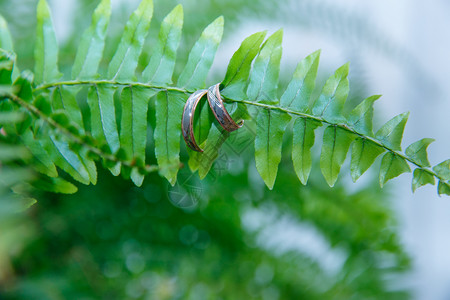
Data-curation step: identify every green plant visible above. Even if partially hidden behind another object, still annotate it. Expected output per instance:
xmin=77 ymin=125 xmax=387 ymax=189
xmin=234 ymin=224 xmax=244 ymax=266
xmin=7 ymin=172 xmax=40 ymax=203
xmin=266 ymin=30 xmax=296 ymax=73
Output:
xmin=0 ymin=0 xmax=449 ymax=196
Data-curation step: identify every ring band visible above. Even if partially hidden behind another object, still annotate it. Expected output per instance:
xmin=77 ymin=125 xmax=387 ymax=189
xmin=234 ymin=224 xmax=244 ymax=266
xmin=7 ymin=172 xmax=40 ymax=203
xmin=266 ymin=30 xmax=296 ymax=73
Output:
xmin=207 ymin=83 xmax=243 ymax=132
xmin=181 ymin=89 xmax=208 ymax=152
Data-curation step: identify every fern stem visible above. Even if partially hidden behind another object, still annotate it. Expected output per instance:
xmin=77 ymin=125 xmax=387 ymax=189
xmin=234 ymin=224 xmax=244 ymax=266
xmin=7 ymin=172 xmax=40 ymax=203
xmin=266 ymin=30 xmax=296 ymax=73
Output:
xmin=226 ymin=98 xmax=441 ymax=182
xmin=5 ymin=93 xmax=160 ymax=175
xmin=36 ymin=80 xmax=190 ymax=94
xmin=35 ymin=80 xmax=442 ymax=184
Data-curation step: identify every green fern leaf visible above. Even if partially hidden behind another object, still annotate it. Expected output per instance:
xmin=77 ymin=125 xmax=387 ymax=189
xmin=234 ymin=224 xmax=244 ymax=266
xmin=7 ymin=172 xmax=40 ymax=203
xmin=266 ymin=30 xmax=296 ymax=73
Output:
xmin=221 ymin=31 xmax=267 ymax=100
xmin=154 ymin=91 xmax=184 ymax=185
xmin=87 ymin=84 xmax=120 ymax=175
xmin=13 ymin=71 xmax=34 ymax=102
xmin=0 ymin=15 xmax=13 ymax=52
xmin=21 ymin=129 xmax=58 ymax=177
xmin=312 ymin=63 xmax=349 ymax=123
xmin=51 ymin=87 xmax=83 ymax=128
xmin=433 ymin=159 xmax=450 ymax=180
xmin=34 ymin=0 xmax=62 ymax=84
xmin=108 ymin=0 xmax=153 ymax=81
xmin=320 ymin=126 xmax=355 ymax=187
xmin=32 ymin=176 xmax=78 ymax=194
xmin=178 ymin=16 xmax=224 ymax=90
xmin=142 ymin=4 xmax=183 ymax=84
xmin=255 ymin=109 xmax=291 ymax=189
xmin=405 ymin=138 xmax=434 ymax=167
xmin=412 ymin=168 xmax=435 ymax=192
xmin=347 ymin=95 xmax=380 ymax=136
xmin=120 ymin=86 xmax=156 ymax=186
xmin=72 ymin=0 xmax=111 ymax=80
xmin=292 ymin=117 xmax=321 ymax=185
xmin=42 ymin=134 xmax=90 ymax=185
xmin=438 ymin=181 xmax=450 ymax=196
xmin=280 ymin=50 xmax=320 ymax=112
xmin=247 ymin=29 xmax=283 ymax=103
xmin=0 ymin=50 xmax=14 ymax=84
xmin=350 ymin=138 xmax=384 ymax=182
xmin=379 ymin=152 xmax=411 ymax=187
xmin=375 ymin=112 xmax=409 ymax=151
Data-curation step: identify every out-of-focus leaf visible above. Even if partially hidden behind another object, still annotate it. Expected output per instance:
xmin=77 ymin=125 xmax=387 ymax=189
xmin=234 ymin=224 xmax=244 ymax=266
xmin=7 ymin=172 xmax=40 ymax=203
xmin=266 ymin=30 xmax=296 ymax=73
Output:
xmin=0 ymin=15 xmax=13 ymax=52
xmin=32 ymin=176 xmax=78 ymax=194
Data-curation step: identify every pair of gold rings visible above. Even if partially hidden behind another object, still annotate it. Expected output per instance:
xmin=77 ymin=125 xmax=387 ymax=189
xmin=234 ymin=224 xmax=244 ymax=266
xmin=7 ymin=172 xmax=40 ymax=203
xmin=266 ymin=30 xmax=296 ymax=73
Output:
xmin=182 ymin=83 xmax=243 ymax=152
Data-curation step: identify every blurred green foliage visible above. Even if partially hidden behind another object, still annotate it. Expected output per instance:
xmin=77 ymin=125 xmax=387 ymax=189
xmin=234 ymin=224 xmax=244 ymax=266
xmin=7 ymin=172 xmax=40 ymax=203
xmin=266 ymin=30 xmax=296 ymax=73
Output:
xmin=0 ymin=0 xmax=411 ymax=299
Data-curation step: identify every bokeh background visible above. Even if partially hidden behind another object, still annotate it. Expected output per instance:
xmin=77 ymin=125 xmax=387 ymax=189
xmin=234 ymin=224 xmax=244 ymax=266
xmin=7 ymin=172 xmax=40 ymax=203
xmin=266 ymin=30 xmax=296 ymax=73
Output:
xmin=0 ymin=0 xmax=449 ymax=299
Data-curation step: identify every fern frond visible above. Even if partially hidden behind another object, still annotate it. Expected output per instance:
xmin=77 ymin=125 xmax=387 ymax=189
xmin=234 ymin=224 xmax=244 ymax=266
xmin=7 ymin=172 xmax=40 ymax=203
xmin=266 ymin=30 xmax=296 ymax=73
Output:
xmin=0 ymin=0 xmax=449 ymax=196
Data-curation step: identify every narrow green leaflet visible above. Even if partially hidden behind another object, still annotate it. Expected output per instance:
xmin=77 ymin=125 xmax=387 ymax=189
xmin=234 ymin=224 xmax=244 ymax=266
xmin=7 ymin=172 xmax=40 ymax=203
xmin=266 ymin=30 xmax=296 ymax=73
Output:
xmin=0 ymin=50 xmax=14 ymax=84
xmin=405 ymin=138 xmax=434 ymax=167
xmin=87 ymin=84 xmax=120 ymax=175
xmin=350 ymin=138 xmax=384 ymax=182
xmin=72 ymin=0 xmax=111 ymax=80
xmin=154 ymin=91 xmax=185 ymax=185
xmin=320 ymin=126 xmax=355 ymax=187
xmin=177 ymin=16 xmax=224 ymax=90
xmin=42 ymin=135 xmax=90 ymax=185
xmin=247 ymin=30 xmax=283 ymax=103
xmin=51 ymin=86 xmax=84 ymax=128
xmin=280 ymin=50 xmax=320 ymax=112
xmin=20 ymin=129 xmax=57 ymax=177
xmin=107 ymin=0 xmax=153 ymax=81
xmin=347 ymin=95 xmax=381 ymax=136
xmin=438 ymin=181 xmax=450 ymax=196
xmin=120 ymin=86 xmax=156 ymax=186
xmin=312 ymin=63 xmax=349 ymax=123
xmin=255 ymin=109 xmax=291 ymax=189
xmin=142 ymin=5 xmax=183 ymax=85
xmin=221 ymin=31 xmax=267 ymax=100
xmin=433 ymin=159 xmax=450 ymax=180
xmin=33 ymin=176 xmax=78 ymax=194
xmin=379 ymin=152 xmax=411 ymax=187
xmin=292 ymin=117 xmax=321 ymax=185
xmin=0 ymin=15 xmax=13 ymax=51
xmin=412 ymin=168 xmax=435 ymax=192
xmin=375 ymin=112 xmax=409 ymax=151
xmin=34 ymin=0 xmax=62 ymax=84
xmin=13 ymin=71 xmax=34 ymax=102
